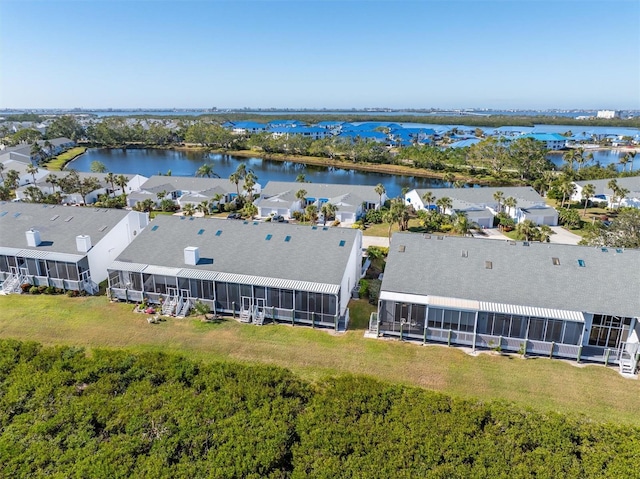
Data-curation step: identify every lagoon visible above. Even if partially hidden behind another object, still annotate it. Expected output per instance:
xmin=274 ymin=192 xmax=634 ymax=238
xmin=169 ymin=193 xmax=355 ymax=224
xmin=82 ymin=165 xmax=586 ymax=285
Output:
xmin=68 ymin=149 xmax=447 ymax=198
xmin=67 ymin=147 xmax=631 ymax=198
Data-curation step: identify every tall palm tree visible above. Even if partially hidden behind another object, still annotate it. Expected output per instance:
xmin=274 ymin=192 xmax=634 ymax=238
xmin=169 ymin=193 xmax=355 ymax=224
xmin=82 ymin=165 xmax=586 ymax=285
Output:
xmin=606 ymin=179 xmax=618 ymax=209
xmin=156 ymin=190 xmax=168 ymax=202
xmin=195 ymin=163 xmax=219 ymax=178
xmin=435 ymin=196 xmax=452 ymax=215
xmin=383 ymin=209 xmax=396 ymax=244
xmin=243 ymin=171 xmax=257 ymax=202
xmin=422 ymin=191 xmax=435 ymax=211
xmin=43 ymin=140 xmax=53 ymax=158
xmin=229 ymin=172 xmax=241 ymax=201
xmin=115 ymin=174 xmax=129 ymax=203
xmin=295 ymin=173 xmax=307 ymax=183
xmin=196 ymin=200 xmax=210 ymax=216
xmin=581 ymin=183 xmax=596 ymax=217
xmin=615 ymin=187 xmax=629 ymax=210
xmin=559 ymin=180 xmax=576 ymax=208
xmin=320 ymin=202 xmax=338 ymax=226
xmin=26 ymin=164 xmax=39 ymax=185
xmin=628 ymin=151 xmax=636 ymax=172
xmin=45 ymin=173 xmax=58 ymax=193
xmin=618 ymin=154 xmax=630 ymax=172
xmin=30 ymin=142 xmax=43 ymax=164
xmin=503 ymin=196 xmax=517 ymax=214
xmin=562 ymin=149 xmax=577 ymax=170
xmin=374 ymin=183 xmax=386 ymax=209
xmin=295 ymin=188 xmax=307 ymax=210
xmin=492 ymin=190 xmax=504 ymax=213
xmin=104 ymin=172 xmax=116 ymax=196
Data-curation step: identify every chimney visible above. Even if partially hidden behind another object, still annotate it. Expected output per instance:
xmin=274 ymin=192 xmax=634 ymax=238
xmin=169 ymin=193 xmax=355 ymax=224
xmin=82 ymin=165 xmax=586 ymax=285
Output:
xmin=76 ymin=235 xmax=92 ymax=253
xmin=184 ymin=246 xmax=200 ymax=266
xmin=26 ymin=229 xmax=41 ymax=247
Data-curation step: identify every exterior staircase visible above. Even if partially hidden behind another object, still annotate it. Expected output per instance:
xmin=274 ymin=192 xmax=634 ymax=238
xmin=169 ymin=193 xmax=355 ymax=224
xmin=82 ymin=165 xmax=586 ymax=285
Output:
xmin=619 ymin=349 xmax=639 ymax=376
xmin=162 ymin=295 xmax=177 ymax=315
xmin=1 ymin=274 xmax=24 ymax=295
xmin=177 ymin=299 xmax=191 ymax=318
xmin=253 ymin=306 xmax=265 ymax=325
xmin=239 ymin=308 xmax=252 ymax=323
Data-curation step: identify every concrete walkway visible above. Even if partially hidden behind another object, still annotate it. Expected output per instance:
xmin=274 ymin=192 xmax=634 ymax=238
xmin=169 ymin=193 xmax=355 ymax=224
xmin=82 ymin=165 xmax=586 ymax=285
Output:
xmin=362 ymin=235 xmax=390 ymax=249
xmin=548 ymin=226 xmax=582 ymax=245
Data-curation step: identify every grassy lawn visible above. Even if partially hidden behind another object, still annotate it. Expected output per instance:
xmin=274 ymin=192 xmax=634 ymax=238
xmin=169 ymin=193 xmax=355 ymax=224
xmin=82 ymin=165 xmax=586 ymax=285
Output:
xmin=363 ymin=218 xmax=425 ymax=237
xmin=0 ymin=294 xmax=638 ymax=425
xmin=40 ymin=146 xmax=87 ymax=170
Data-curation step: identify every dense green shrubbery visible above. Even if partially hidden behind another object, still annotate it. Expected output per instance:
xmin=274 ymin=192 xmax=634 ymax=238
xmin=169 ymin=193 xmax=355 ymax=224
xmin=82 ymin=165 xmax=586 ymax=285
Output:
xmin=0 ymin=340 xmax=638 ymax=478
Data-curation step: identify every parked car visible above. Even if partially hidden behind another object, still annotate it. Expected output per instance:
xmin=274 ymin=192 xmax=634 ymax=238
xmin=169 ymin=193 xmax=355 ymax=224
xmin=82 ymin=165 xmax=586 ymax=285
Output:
xmin=227 ymin=212 xmax=242 ymax=219
xmin=272 ymin=214 xmax=285 ymax=222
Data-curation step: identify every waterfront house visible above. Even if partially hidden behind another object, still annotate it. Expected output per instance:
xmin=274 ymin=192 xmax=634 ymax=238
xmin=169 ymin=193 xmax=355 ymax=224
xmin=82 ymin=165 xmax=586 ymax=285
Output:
xmin=371 ymin=234 xmax=640 ymax=374
xmin=0 ymin=202 xmax=148 ymax=294
xmin=107 ymin=215 xmax=362 ymax=328
xmin=518 ymin=133 xmax=567 ymax=150
xmin=230 ymin=121 xmax=267 ymax=135
xmin=128 ymin=175 xmax=261 ymax=209
xmin=1 ymin=160 xmax=49 ymax=187
xmin=255 ymin=181 xmax=387 ymax=224
xmin=571 ymin=177 xmax=640 ymax=209
xmin=405 ymin=186 xmax=558 ymax=228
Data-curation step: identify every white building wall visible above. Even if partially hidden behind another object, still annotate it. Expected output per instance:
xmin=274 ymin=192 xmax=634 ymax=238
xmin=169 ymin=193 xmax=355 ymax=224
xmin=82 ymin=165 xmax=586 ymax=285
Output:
xmin=404 ymin=190 xmax=425 ymax=210
xmin=338 ymin=230 xmax=362 ymax=316
xmin=85 ymin=211 xmax=149 ymax=284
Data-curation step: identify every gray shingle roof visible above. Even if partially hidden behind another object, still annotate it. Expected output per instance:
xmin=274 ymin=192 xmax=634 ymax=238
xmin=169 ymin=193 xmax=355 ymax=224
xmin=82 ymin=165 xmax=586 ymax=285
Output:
xmin=140 ymin=175 xmax=249 ymax=194
xmin=412 ymin=186 xmax=547 ymax=207
xmin=114 ymin=215 xmax=360 ymax=286
xmin=262 ymin=181 xmax=382 ymax=205
xmin=0 ymin=202 xmax=130 ymax=255
xmin=382 ymin=233 xmax=640 ymax=318
xmin=574 ymin=177 xmax=640 ymax=197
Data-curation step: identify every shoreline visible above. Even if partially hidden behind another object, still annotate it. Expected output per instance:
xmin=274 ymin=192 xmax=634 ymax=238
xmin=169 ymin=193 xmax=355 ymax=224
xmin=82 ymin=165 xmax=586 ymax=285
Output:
xmin=171 ymin=146 xmax=496 ymax=184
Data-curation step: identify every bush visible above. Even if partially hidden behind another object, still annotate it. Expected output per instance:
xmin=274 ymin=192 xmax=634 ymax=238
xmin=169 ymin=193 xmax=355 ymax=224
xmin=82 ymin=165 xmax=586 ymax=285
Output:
xmin=358 ymin=279 xmax=369 ymax=297
xmin=365 ymin=208 xmax=383 ymax=224
xmin=20 ymin=283 xmax=32 ymax=293
xmin=45 ymin=286 xmax=56 ymax=295
xmin=292 ymin=211 xmax=303 ymax=221
xmin=29 ymin=286 xmax=40 ymax=294
xmin=367 ymin=279 xmax=381 ymax=304
xmin=37 ymin=285 xmax=47 ymax=293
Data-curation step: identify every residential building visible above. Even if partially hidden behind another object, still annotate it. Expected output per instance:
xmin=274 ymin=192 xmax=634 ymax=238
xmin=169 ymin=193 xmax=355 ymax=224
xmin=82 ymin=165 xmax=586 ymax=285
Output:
xmin=0 ymin=202 xmax=149 ymax=294
xmin=107 ymin=215 xmax=362 ymax=328
xmin=371 ymin=234 xmax=640 ymax=373
xmin=255 ymin=181 xmax=387 ymax=224
xmin=405 ymin=186 xmax=558 ymax=228
xmin=518 ymin=133 xmax=567 ymax=150
xmin=571 ymin=177 xmax=640 ymax=209
xmin=597 ymin=110 xmax=620 ymax=119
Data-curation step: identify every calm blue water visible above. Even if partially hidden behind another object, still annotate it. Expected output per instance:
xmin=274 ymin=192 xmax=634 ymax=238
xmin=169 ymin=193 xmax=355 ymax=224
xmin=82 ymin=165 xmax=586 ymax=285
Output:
xmin=68 ymin=149 xmax=447 ymax=198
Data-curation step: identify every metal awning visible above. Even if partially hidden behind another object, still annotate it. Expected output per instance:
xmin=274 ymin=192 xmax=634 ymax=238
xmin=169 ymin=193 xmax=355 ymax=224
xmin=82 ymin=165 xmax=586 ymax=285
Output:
xmin=177 ymin=268 xmax=219 ymax=281
xmin=479 ymin=301 xmax=584 ymax=322
xmin=0 ymin=247 xmax=83 ymax=263
xmin=214 ymin=272 xmax=339 ymax=295
xmin=108 ymin=261 xmax=148 ymax=273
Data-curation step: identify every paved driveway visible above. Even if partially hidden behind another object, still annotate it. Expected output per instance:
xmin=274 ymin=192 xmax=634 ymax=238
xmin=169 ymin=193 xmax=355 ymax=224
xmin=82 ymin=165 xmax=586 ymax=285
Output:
xmin=548 ymin=226 xmax=582 ymax=245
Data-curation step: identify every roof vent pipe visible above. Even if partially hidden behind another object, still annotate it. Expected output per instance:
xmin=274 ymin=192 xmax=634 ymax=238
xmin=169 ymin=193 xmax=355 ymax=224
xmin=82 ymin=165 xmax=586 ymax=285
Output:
xmin=26 ymin=229 xmax=41 ymax=247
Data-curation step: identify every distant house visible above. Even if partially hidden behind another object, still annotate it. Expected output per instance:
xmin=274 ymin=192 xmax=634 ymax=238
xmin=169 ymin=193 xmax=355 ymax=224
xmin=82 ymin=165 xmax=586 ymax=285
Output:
xmin=230 ymin=121 xmax=267 ymax=135
xmin=571 ymin=177 xmax=640 ymax=209
xmin=371 ymin=233 xmax=640 ymax=373
xmin=337 ymin=131 xmax=388 ymax=143
xmin=107 ymin=215 xmax=362 ymax=328
xmin=405 ymin=186 xmax=558 ymax=228
xmin=256 ymin=181 xmax=387 ymax=224
xmin=1 ymin=160 xmax=49 ymax=187
xmin=518 ymin=133 xmax=567 ymax=150
xmin=129 ymin=175 xmax=261 ymax=209
xmin=269 ymin=126 xmax=332 ymax=140
xmin=0 ymin=202 xmax=148 ymax=295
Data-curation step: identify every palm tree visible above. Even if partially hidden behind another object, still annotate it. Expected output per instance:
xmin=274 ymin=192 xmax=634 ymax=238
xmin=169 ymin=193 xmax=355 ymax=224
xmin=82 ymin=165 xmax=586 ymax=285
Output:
xmin=182 ymin=203 xmax=195 ymax=216
xmin=320 ymin=202 xmax=338 ymax=226
xmin=305 ymin=204 xmax=318 ymax=224
xmin=115 ymin=174 xmax=129 ymax=203
xmin=45 ymin=173 xmax=58 ymax=193
xmin=295 ymin=173 xmax=307 ymax=183
xmin=618 ymin=154 xmax=630 ymax=172
xmin=43 ymin=140 xmax=53 ymax=158
xmin=581 ymin=183 xmax=596 ymax=217
xmin=453 ymin=212 xmax=471 ymax=236
xmin=5 ymin=170 xmax=19 ymax=190
xmin=196 ymin=200 xmax=210 ymax=216
xmin=212 ymin=193 xmax=224 ymax=212
xmin=229 ymin=172 xmax=242 ymax=201
xmin=538 ymin=224 xmax=554 ymax=243
xmin=195 ymin=163 xmax=219 ymax=178
xmin=453 ymin=180 xmax=465 ymax=188
xmin=295 ymin=188 xmax=307 ymax=210
xmin=628 ymin=151 xmax=636 ymax=172
xmin=562 ymin=149 xmax=577 ymax=170
xmin=243 ymin=171 xmax=257 ymax=202
xmin=30 ymin=142 xmax=43 ymax=164
xmin=422 ymin=191 xmax=436 ymax=211
xmin=443 ymin=172 xmax=455 ymax=186
xmin=435 ymin=196 xmax=452 ymax=215
xmin=26 ymin=164 xmax=39 ymax=185
xmin=242 ymin=202 xmax=258 ymax=219
xmin=503 ymin=196 xmax=517 ymax=215
xmin=615 ymin=187 xmax=629 ymax=210
xmin=0 ymin=162 xmax=5 ymax=182
xmin=104 ymin=172 xmax=116 ymax=196
xmin=383 ymin=209 xmax=396 ymax=244
xmin=492 ymin=190 xmax=504 ymax=213
xmin=559 ymin=180 xmax=576 ymax=208
xmin=606 ymin=179 xmax=618 ymax=209
xmin=156 ymin=190 xmax=168 ymax=202
xmin=515 ymin=219 xmax=537 ymax=242
xmin=374 ymin=183 xmax=386 ymax=209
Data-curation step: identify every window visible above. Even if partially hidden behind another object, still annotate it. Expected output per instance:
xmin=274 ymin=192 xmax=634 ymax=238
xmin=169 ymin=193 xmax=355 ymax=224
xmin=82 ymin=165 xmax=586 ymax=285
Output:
xmin=588 ymin=314 xmax=631 ymax=348
xmin=485 ymin=261 xmax=492 ymax=269
xmin=528 ymin=318 xmax=546 ymax=341
xmin=552 ymin=257 xmax=560 ymax=265
xmin=577 ymin=259 xmax=585 ymax=267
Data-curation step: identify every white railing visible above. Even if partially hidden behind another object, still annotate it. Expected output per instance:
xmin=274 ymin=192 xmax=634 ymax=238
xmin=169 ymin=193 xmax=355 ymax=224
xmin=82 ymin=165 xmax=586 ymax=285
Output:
xmin=369 ymin=312 xmax=378 ymax=334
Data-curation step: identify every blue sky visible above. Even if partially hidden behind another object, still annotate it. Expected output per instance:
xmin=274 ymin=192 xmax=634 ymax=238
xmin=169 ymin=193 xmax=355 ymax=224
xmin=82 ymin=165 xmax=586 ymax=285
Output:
xmin=1 ymin=0 xmax=638 ymax=110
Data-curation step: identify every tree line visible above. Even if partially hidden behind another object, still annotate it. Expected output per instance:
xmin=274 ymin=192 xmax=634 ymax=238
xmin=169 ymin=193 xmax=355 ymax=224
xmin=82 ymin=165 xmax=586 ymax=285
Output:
xmin=0 ymin=339 xmax=638 ymax=478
